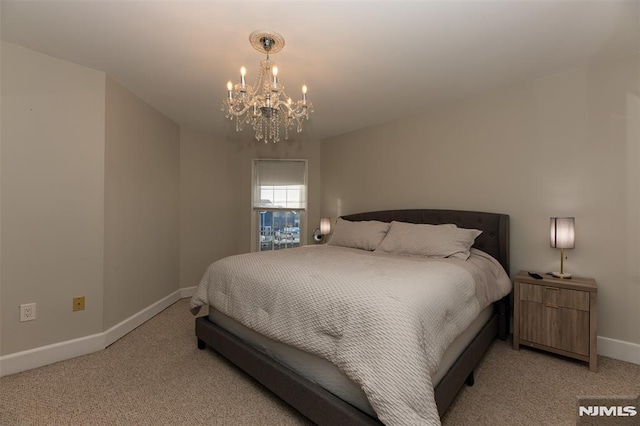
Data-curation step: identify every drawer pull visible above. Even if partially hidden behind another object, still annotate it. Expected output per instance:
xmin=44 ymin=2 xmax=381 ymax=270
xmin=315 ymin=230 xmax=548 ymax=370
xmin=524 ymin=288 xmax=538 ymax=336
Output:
xmin=545 ymin=303 xmax=559 ymax=308
xmin=545 ymin=287 xmax=559 ymax=291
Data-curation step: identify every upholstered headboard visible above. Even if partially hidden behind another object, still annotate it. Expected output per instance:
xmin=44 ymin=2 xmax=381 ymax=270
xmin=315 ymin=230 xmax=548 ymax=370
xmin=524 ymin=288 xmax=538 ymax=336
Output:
xmin=340 ymin=209 xmax=510 ymax=274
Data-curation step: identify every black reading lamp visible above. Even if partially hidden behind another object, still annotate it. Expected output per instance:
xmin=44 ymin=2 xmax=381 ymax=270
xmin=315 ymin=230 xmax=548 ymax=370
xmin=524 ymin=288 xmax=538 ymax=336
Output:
xmin=313 ymin=217 xmax=331 ymax=242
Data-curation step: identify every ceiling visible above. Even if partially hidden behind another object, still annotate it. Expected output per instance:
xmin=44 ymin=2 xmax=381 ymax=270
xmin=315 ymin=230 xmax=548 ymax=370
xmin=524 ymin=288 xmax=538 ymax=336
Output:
xmin=1 ymin=1 xmax=638 ymax=141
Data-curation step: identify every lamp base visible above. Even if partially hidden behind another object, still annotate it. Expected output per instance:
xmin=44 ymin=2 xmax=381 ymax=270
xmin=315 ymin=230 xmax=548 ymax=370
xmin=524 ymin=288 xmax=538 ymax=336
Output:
xmin=551 ymin=272 xmax=572 ymax=279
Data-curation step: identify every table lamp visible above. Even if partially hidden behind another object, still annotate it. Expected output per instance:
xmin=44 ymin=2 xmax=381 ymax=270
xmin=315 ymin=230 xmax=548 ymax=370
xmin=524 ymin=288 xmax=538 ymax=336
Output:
xmin=550 ymin=217 xmax=575 ymax=278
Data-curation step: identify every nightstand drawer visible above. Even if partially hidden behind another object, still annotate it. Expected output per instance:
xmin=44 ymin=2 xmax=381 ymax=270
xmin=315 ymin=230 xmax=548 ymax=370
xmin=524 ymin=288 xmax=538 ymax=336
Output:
xmin=520 ymin=282 xmax=590 ymax=311
xmin=520 ymin=300 xmax=590 ymax=356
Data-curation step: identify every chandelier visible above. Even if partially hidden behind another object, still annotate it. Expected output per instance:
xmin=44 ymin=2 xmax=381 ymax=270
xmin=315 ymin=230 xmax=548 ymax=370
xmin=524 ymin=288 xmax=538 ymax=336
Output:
xmin=222 ymin=30 xmax=313 ymax=143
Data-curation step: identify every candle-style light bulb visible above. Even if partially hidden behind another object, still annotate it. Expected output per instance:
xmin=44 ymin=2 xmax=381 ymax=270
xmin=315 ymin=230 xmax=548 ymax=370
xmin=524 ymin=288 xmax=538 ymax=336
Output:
xmin=272 ymin=66 xmax=278 ymax=90
xmin=240 ymin=66 xmax=246 ymax=88
xmin=302 ymin=84 xmax=307 ymax=104
xmin=227 ymin=81 xmax=233 ymax=99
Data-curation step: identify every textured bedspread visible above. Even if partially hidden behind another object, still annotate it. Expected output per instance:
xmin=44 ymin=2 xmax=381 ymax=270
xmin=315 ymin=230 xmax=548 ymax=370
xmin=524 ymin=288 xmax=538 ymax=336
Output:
xmin=191 ymin=245 xmax=511 ymax=426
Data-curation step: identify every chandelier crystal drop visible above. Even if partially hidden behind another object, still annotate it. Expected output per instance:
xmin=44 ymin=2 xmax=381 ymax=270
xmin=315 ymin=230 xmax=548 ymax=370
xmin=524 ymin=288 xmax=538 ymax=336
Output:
xmin=222 ymin=30 xmax=314 ymax=143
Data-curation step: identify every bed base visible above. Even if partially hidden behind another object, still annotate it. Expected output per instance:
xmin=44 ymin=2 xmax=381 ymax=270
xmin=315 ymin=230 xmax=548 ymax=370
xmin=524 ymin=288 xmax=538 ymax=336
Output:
xmin=195 ymin=209 xmax=510 ymax=423
xmin=196 ymin=316 xmax=380 ymax=425
xmin=196 ymin=296 xmax=509 ymax=425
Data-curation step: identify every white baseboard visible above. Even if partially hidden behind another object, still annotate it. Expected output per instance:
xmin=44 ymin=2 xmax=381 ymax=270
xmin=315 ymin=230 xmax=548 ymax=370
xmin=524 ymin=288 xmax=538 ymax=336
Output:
xmin=598 ymin=336 xmax=640 ymax=365
xmin=0 ymin=332 xmax=105 ymax=378
xmin=0 ymin=287 xmax=197 ymax=377
xmin=104 ymin=288 xmax=188 ymax=347
xmin=179 ymin=286 xmax=196 ymax=298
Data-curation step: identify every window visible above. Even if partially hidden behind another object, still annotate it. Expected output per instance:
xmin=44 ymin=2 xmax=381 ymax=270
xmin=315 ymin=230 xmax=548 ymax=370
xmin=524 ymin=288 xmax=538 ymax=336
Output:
xmin=252 ymin=160 xmax=307 ymax=252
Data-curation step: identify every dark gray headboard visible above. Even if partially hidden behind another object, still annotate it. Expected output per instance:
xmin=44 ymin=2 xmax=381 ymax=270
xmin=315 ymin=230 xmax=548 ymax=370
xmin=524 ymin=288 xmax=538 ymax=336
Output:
xmin=341 ymin=209 xmax=509 ymax=274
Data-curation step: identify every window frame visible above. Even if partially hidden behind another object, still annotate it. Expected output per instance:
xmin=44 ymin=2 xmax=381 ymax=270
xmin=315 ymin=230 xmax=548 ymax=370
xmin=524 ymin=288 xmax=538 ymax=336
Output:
xmin=251 ymin=159 xmax=308 ymax=252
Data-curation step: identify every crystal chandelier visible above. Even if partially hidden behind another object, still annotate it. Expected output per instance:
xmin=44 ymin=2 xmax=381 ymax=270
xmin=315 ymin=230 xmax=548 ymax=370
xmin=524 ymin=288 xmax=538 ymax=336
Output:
xmin=222 ymin=30 xmax=313 ymax=143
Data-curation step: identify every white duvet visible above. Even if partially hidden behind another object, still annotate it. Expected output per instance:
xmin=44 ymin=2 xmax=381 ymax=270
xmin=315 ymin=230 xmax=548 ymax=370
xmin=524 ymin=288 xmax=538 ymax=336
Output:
xmin=190 ymin=245 xmax=511 ymax=426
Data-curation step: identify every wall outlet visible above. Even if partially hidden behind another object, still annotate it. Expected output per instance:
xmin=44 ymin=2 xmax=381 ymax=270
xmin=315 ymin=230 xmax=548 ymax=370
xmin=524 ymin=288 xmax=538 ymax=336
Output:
xmin=20 ymin=303 xmax=37 ymax=322
xmin=73 ymin=296 xmax=85 ymax=312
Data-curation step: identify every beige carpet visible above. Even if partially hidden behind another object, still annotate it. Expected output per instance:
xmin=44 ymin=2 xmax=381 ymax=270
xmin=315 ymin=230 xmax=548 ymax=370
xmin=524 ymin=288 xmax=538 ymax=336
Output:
xmin=1 ymin=299 xmax=638 ymax=425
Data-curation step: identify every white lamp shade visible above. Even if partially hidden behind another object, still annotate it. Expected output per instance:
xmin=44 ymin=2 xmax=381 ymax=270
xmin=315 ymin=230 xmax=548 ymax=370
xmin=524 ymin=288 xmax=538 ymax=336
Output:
xmin=319 ymin=217 xmax=331 ymax=235
xmin=550 ymin=217 xmax=575 ymax=249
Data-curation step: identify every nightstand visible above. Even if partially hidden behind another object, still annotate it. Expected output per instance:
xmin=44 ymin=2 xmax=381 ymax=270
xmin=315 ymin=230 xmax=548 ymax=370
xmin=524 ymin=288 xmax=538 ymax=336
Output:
xmin=513 ymin=270 xmax=598 ymax=371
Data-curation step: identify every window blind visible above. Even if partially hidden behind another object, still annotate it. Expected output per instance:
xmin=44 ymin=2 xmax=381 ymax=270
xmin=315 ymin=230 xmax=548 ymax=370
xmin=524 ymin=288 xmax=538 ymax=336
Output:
xmin=253 ymin=160 xmax=307 ymax=210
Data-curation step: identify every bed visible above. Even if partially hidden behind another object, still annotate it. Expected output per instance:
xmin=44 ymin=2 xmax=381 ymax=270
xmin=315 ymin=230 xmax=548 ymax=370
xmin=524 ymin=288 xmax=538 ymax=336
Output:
xmin=192 ymin=209 xmax=510 ymax=425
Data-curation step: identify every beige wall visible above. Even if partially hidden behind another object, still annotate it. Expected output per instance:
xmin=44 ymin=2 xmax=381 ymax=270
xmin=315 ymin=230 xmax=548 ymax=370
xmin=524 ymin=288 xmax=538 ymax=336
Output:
xmin=104 ymin=77 xmax=180 ymax=329
xmin=179 ymin=128 xmax=238 ymax=288
xmin=1 ymin=42 xmax=106 ymax=355
xmin=0 ymin=42 xmax=181 ymax=357
xmin=321 ymin=54 xmax=640 ymax=347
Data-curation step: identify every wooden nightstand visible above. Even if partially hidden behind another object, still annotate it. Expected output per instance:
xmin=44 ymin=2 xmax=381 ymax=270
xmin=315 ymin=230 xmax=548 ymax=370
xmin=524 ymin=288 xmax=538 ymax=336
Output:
xmin=513 ymin=270 xmax=598 ymax=371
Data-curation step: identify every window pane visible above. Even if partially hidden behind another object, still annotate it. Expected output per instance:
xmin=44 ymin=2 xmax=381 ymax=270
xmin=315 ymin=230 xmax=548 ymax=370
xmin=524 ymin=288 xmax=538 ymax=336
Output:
xmin=287 ymin=187 xmax=301 ymax=205
xmin=273 ymin=188 xmax=287 ymax=206
xmin=258 ymin=210 xmax=301 ymax=251
xmin=258 ymin=185 xmax=303 ymax=209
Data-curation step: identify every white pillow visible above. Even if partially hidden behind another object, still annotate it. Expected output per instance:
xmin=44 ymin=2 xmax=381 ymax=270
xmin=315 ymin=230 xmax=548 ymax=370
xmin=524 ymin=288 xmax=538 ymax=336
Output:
xmin=327 ymin=218 xmax=391 ymax=251
xmin=374 ymin=221 xmax=482 ymax=260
